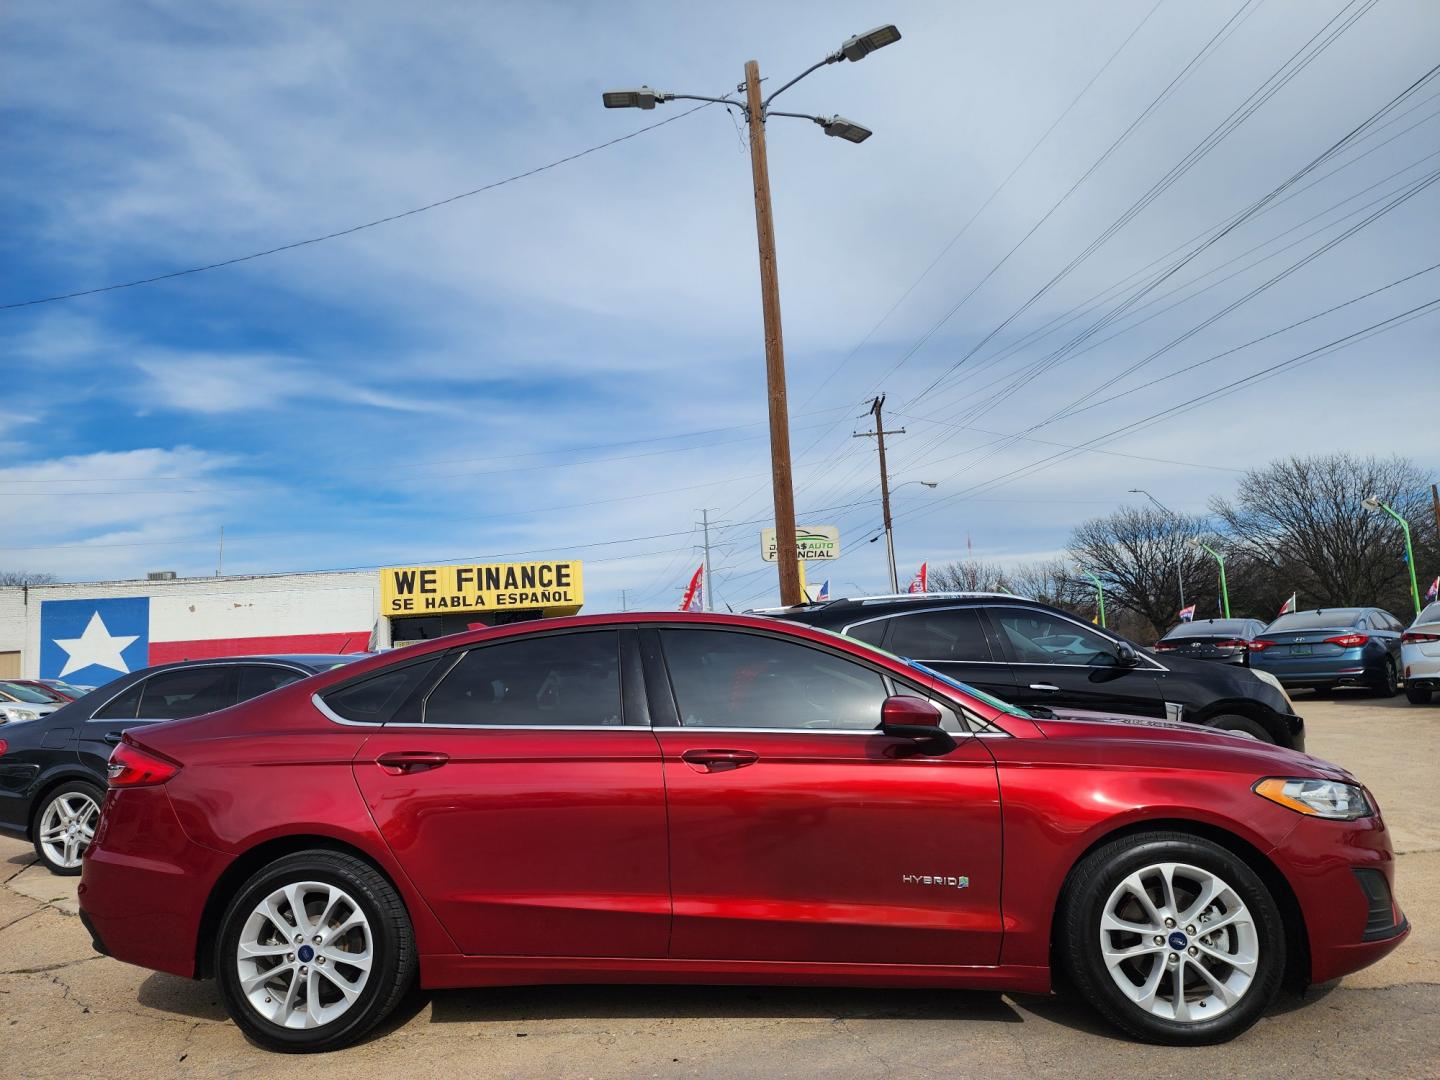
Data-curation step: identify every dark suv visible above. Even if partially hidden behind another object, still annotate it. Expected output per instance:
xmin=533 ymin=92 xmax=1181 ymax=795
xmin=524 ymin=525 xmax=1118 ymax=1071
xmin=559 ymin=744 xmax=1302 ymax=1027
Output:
xmin=763 ymin=593 xmax=1304 ymax=748
xmin=0 ymin=654 xmax=364 ymax=874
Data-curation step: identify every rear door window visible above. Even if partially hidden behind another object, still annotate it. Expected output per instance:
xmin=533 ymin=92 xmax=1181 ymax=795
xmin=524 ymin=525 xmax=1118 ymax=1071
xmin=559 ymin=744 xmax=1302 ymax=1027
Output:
xmin=323 ymin=658 xmax=441 ymax=725
xmin=91 ymin=680 xmax=143 ymax=720
xmin=883 ymin=608 xmax=994 ymax=662
xmin=424 ymin=631 xmax=623 ymax=727
xmin=236 ymin=665 xmax=308 ymax=702
xmin=138 ymin=666 xmax=238 ymax=720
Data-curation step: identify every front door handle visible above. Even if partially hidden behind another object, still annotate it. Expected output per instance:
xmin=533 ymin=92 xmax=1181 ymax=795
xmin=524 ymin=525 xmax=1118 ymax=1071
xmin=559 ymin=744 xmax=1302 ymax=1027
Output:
xmin=680 ymin=748 xmax=759 ymax=772
xmin=1029 ymin=683 xmax=1061 ymax=692
xmin=376 ymin=750 xmax=450 ymax=774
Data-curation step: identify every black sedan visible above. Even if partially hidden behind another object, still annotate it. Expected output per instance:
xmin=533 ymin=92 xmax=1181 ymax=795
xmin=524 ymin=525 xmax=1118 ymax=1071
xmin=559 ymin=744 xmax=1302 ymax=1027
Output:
xmin=1154 ymin=617 xmax=1268 ymax=665
xmin=0 ymin=654 xmax=363 ymax=874
xmin=763 ymin=593 xmax=1304 ymax=747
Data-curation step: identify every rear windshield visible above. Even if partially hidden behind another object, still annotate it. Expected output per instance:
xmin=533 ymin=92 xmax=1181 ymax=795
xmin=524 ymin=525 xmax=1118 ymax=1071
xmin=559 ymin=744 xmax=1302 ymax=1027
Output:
xmin=1267 ymin=610 xmax=1363 ymax=631
xmin=1417 ymin=602 xmax=1440 ymax=627
xmin=1161 ymin=620 xmax=1248 ymax=639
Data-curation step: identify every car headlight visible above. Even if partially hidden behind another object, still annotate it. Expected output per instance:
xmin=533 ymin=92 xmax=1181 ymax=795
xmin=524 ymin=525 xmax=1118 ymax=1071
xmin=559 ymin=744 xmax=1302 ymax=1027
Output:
xmin=0 ymin=706 xmax=41 ymax=723
xmin=1254 ymin=777 xmax=1374 ymax=820
xmin=1248 ymin=668 xmax=1296 ymax=710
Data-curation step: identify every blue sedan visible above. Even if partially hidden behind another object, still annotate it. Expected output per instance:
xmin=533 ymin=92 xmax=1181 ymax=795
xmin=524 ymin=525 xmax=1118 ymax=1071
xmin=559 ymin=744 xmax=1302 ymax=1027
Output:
xmin=1249 ymin=607 xmax=1404 ymax=696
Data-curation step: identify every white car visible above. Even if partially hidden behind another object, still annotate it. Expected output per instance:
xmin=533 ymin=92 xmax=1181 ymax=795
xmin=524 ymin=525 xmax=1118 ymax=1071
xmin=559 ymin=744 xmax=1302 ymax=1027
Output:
xmin=1401 ymin=601 xmax=1440 ymax=704
xmin=0 ymin=681 xmax=62 ymax=724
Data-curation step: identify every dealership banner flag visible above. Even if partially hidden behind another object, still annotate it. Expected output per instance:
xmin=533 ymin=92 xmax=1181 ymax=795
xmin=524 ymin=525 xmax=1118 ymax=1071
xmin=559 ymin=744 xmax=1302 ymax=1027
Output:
xmin=907 ymin=562 xmax=928 ymax=594
xmin=1178 ymin=603 xmax=1196 ymax=622
xmin=679 ymin=565 xmax=705 ymax=612
xmin=1278 ymin=592 xmax=1297 ymax=616
xmin=1428 ymin=576 xmax=1439 ymax=601
xmin=816 ymin=579 xmax=830 ymax=602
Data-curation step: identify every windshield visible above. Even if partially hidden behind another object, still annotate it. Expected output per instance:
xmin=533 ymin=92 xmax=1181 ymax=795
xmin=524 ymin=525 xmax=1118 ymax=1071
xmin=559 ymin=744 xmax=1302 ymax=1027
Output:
xmin=903 ymin=660 xmax=1031 ymax=719
xmin=1267 ymin=610 xmax=1363 ymax=631
xmin=0 ymin=681 xmax=55 ymax=704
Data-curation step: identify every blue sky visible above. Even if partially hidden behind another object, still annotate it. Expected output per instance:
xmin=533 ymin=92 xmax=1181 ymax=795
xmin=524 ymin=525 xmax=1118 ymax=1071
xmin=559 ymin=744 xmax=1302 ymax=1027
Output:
xmin=2 ymin=0 xmax=1438 ymax=611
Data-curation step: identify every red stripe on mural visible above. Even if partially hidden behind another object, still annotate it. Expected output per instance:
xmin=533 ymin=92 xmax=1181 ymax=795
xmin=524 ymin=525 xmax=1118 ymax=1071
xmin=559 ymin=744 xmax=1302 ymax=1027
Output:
xmin=148 ymin=631 xmax=370 ymax=664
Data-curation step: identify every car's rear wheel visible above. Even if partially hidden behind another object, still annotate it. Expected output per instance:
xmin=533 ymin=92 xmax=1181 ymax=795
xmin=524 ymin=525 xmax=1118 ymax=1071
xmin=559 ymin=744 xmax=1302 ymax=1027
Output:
xmin=1371 ymin=659 xmax=1398 ymax=698
xmin=215 ymin=850 xmax=415 ymax=1052
xmin=32 ymin=781 xmax=103 ymax=875
xmin=1060 ymin=831 xmax=1285 ymax=1045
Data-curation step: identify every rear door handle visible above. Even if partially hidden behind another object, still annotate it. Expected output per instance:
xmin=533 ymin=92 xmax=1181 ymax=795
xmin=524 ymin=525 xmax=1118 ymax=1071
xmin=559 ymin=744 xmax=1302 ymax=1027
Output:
xmin=680 ymin=748 xmax=759 ymax=772
xmin=376 ymin=750 xmax=450 ymax=774
xmin=103 ymin=732 xmax=124 ymax=745
xmin=1029 ymin=683 xmax=1061 ymax=692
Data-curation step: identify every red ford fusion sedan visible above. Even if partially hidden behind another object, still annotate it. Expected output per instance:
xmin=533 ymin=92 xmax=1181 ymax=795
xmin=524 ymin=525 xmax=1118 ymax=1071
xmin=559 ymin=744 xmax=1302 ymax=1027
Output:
xmin=77 ymin=612 xmax=1406 ymax=1052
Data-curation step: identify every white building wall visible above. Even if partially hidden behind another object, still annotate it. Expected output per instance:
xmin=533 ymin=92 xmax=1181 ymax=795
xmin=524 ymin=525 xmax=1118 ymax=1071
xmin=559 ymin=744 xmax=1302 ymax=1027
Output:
xmin=11 ymin=571 xmax=380 ymax=678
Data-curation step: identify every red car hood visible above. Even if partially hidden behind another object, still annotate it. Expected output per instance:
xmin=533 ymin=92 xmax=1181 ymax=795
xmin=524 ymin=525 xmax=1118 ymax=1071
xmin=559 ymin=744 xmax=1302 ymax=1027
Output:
xmin=1025 ymin=706 xmax=1353 ymax=782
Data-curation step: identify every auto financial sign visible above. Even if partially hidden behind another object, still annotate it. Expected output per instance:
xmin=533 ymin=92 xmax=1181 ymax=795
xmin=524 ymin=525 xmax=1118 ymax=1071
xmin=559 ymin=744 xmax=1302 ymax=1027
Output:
xmin=760 ymin=525 xmax=840 ymax=562
xmin=379 ymin=560 xmax=584 ymax=616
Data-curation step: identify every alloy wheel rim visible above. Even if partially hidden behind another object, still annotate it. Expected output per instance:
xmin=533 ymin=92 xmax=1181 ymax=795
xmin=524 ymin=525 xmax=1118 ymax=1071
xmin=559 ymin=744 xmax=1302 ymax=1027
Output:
xmin=38 ymin=792 xmax=99 ymax=869
xmin=1098 ymin=861 xmax=1258 ymax=1023
xmin=236 ymin=881 xmax=373 ymax=1030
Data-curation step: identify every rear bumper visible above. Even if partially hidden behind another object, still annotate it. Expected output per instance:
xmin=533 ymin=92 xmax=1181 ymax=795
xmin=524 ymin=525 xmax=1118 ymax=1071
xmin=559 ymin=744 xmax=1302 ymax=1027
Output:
xmin=77 ymin=786 xmax=228 ymax=978
xmin=1275 ymin=813 xmax=1408 ymax=984
xmin=1253 ymin=650 xmax=1381 ymax=688
xmin=1401 ymin=649 xmax=1440 ymax=687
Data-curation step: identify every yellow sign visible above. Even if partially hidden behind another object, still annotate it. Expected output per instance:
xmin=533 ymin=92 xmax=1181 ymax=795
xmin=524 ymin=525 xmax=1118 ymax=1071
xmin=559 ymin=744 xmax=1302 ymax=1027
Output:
xmin=380 ymin=560 xmax=584 ymax=617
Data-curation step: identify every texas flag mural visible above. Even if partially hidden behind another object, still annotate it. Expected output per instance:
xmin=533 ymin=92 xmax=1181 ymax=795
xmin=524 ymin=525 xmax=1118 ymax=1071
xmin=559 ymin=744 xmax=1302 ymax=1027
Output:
xmin=38 ymin=595 xmax=369 ymax=682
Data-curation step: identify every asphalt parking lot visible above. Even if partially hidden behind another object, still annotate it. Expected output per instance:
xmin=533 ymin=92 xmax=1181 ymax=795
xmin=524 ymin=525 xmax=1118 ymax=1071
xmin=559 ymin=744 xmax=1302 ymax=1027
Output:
xmin=2 ymin=693 xmax=1436 ymax=1080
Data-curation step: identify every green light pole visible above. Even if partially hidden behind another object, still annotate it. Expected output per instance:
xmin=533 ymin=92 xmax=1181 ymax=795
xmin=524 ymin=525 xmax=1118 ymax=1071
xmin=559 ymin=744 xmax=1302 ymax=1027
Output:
xmin=1187 ymin=538 xmax=1230 ymax=618
xmin=1363 ymin=496 xmax=1421 ymax=616
xmin=1083 ymin=570 xmax=1106 ymax=628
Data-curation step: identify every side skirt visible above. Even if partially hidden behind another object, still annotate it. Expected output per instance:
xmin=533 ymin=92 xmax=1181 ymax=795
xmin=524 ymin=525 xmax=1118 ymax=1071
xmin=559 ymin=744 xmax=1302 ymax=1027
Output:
xmin=419 ymin=954 xmax=1052 ymax=994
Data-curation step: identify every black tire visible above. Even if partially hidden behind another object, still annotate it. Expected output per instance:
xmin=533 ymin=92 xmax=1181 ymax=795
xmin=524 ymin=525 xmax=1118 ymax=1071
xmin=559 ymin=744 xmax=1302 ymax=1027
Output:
xmin=1206 ymin=714 xmax=1273 ymax=743
xmin=215 ymin=850 xmax=415 ymax=1052
xmin=1370 ymin=659 xmax=1398 ymax=698
xmin=31 ymin=780 xmax=104 ymax=876
xmin=1060 ymin=831 xmax=1285 ymax=1045
xmin=1405 ymin=685 xmax=1432 ymax=705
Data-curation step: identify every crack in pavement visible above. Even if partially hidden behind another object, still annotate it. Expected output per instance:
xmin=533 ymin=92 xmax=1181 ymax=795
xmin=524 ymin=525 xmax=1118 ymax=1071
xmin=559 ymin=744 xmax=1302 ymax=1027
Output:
xmin=0 ymin=904 xmax=46 ymax=934
xmin=1 ymin=955 xmax=100 ymax=976
xmin=2 ymin=858 xmax=39 ymax=885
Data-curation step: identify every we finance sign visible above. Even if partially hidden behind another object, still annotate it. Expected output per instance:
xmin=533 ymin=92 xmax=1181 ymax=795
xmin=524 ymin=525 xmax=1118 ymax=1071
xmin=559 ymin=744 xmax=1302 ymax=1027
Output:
xmin=380 ymin=561 xmax=584 ymax=615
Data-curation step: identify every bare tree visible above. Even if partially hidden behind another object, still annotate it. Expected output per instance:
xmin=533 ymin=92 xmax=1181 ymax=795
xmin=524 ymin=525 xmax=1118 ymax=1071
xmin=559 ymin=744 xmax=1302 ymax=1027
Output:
xmin=928 ymin=559 xmax=1011 ymax=593
xmin=1067 ymin=506 xmax=1217 ymax=637
xmin=1211 ymin=454 xmax=1437 ymax=616
xmin=0 ymin=570 xmax=56 ymax=586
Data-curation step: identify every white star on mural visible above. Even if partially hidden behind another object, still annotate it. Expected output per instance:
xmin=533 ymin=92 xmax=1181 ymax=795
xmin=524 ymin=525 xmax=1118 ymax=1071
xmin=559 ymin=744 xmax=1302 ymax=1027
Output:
xmin=54 ymin=611 xmax=139 ymax=678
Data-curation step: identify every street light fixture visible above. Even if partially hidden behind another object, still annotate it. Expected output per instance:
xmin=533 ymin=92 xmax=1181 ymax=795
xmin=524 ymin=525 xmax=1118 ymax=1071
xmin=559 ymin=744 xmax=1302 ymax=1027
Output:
xmin=1083 ymin=570 xmax=1106 ymax=629
xmin=1129 ymin=487 xmax=1186 ymax=613
xmin=1362 ymin=495 xmax=1421 ymax=616
xmin=1187 ymin=537 xmax=1231 ymax=618
xmin=603 ymin=25 xmax=901 ymax=607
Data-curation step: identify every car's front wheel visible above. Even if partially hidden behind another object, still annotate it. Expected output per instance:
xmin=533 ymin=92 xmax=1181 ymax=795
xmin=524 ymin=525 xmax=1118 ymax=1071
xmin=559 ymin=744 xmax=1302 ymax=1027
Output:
xmin=32 ymin=781 xmax=104 ymax=875
xmin=1060 ymin=831 xmax=1285 ymax=1044
xmin=215 ymin=850 xmax=415 ymax=1052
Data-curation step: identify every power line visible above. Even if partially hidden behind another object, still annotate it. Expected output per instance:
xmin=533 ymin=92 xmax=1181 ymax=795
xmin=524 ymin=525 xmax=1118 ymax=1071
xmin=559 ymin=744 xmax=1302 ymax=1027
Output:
xmin=0 ymin=102 xmax=718 ymax=310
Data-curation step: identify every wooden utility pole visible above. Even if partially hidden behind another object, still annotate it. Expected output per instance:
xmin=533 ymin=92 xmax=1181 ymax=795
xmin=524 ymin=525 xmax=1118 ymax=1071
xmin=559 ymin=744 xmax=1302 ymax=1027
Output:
xmin=744 ymin=59 xmax=802 ymax=607
xmin=854 ymin=395 xmax=906 ymax=592
xmin=1432 ymin=483 xmax=1440 ymax=539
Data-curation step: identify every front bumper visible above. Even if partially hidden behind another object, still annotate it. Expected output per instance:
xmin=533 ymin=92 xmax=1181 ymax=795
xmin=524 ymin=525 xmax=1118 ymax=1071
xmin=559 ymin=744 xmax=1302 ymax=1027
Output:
xmin=1274 ymin=811 xmax=1408 ymax=985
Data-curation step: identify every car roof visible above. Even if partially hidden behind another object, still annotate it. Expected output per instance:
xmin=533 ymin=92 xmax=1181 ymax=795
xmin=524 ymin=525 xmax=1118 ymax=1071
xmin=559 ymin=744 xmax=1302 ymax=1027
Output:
xmin=750 ymin=592 xmax=1056 ymax=626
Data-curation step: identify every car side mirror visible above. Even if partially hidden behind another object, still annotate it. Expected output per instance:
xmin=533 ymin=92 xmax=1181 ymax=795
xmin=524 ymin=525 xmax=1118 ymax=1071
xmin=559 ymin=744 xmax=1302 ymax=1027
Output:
xmin=880 ymin=695 xmax=956 ymax=755
xmin=1116 ymin=641 xmax=1141 ymax=667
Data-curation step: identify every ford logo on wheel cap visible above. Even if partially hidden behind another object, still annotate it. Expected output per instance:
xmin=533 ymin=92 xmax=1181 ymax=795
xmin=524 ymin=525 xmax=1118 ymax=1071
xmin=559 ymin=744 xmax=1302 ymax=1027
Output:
xmin=1167 ymin=931 xmax=1188 ymax=950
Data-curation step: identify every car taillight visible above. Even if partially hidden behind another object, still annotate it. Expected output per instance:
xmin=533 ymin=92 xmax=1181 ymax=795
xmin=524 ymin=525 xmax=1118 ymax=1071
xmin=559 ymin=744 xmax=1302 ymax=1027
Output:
xmin=1323 ymin=633 xmax=1369 ymax=648
xmin=1403 ymin=631 xmax=1440 ymax=643
xmin=1213 ymin=639 xmax=1247 ymax=649
xmin=0 ymin=739 xmax=7 ymax=758
xmin=107 ymin=742 xmax=180 ymax=788
xmin=1248 ymin=639 xmax=1277 ymax=652
xmin=1153 ymin=643 xmax=1176 ymax=651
